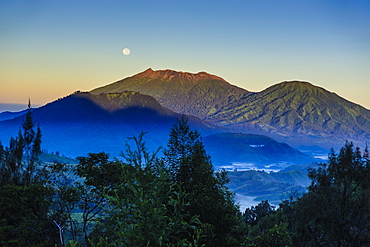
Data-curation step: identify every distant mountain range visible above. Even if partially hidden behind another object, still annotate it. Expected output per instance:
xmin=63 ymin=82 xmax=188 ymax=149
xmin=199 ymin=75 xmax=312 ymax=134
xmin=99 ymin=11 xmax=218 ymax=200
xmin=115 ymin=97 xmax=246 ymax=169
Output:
xmin=0 ymin=90 xmax=314 ymax=168
xmin=5 ymin=68 xmax=369 ymax=208
xmin=92 ymin=68 xmax=370 ymax=150
xmin=1 ymin=68 xmax=369 ymax=166
xmin=0 ymin=103 xmax=31 ymax=112
xmin=0 ymin=109 xmax=28 ymax=121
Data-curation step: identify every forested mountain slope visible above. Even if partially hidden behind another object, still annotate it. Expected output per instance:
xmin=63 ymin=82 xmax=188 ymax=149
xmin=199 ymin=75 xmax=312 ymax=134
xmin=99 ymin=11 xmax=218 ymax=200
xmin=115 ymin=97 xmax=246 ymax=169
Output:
xmin=91 ymin=69 xmax=370 ymax=150
xmin=209 ymin=81 xmax=370 ymax=149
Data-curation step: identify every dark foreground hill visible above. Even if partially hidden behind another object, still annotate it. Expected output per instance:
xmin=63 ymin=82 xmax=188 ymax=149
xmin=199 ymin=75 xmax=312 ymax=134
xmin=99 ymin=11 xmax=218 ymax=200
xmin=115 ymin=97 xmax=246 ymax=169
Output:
xmin=0 ymin=91 xmax=215 ymax=157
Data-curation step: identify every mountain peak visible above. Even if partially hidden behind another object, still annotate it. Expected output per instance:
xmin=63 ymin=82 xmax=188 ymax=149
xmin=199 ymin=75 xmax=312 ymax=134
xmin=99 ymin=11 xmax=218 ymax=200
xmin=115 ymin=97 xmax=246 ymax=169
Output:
xmin=281 ymin=80 xmax=316 ymax=87
xmin=274 ymin=81 xmax=315 ymax=88
xmin=91 ymin=68 xmax=248 ymax=119
xmin=135 ymin=68 xmax=228 ymax=83
xmin=257 ymin=80 xmax=329 ymax=97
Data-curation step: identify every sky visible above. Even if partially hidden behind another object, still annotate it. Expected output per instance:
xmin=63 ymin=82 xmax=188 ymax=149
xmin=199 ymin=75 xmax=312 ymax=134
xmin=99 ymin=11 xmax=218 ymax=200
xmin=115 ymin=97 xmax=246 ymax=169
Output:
xmin=1 ymin=0 xmax=370 ymax=110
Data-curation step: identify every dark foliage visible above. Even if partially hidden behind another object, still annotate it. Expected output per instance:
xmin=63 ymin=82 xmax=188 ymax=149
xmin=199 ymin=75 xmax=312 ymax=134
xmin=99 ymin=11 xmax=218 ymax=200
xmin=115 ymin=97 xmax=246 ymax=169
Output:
xmin=164 ymin=116 xmax=247 ymax=246
xmin=290 ymin=142 xmax=370 ymax=246
xmin=0 ymin=101 xmax=42 ymax=186
xmin=0 ymin=102 xmax=59 ymax=246
xmin=2 ymin=102 xmax=370 ymax=247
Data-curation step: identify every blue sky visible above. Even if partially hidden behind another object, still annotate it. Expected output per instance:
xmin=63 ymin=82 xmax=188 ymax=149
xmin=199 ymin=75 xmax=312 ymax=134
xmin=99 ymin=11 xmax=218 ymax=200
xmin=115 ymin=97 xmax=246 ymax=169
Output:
xmin=1 ymin=0 xmax=370 ymax=109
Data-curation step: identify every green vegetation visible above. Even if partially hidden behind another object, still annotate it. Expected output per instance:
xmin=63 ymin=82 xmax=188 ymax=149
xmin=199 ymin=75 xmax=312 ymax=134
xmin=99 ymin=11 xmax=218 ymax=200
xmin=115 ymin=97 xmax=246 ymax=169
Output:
xmin=209 ymin=81 xmax=370 ymax=149
xmin=89 ymin=68 xmax=370 ymax=151
xmin=164 ymin=116 xmax=246 ymax=246
xmin=242 ymin=142 xmax=370 ymax=246
xmin=289 ymin=142 xmax=370 ymax=245
xmin=0 ymin=100 xmax=42 ymax=186
xmin=0 ymin=115 xmax=245 ymax=246
xmin=1 ymin=108 xmax=370 ymax=246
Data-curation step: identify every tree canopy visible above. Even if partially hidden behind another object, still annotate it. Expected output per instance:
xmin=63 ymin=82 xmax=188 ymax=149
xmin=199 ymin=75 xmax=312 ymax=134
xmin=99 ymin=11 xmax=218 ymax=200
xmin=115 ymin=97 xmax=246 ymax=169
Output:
xmin=164 ymin=116 xmax=246 ymax=246
xmin=2 ymin=108 xmax=370 ymax=246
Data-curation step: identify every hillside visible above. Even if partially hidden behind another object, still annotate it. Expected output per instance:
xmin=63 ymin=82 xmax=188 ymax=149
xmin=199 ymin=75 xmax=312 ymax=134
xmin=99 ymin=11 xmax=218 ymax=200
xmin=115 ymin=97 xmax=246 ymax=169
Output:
xmin=91 ymin=68 xmax=249 ymax=119
xmin=0 ymin=91 xmax=314 ymax=169
xmin=208 ymin=81 xmax=370 ymax=149
xmin=228 ymin=167 xmax=315 ymax=206
xmin=91 ymin=70 xmax=370 ymax=150
xmin=0 ymin=91 xmax=215 ymax=157
xmin=4 ymin=69 xmax=368 ymax=164
xmin=0 ymin=109 xmax=28 ymax=121
xmin=203 ymin=133 xmax=316 ymax=168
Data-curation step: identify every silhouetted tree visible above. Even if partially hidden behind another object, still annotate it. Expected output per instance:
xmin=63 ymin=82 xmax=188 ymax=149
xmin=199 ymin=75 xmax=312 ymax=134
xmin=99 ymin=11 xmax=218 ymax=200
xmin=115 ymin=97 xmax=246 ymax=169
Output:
xmin=292 ymin=142 xmax=370 ymax=246
xmin=0 ymin=135 xmax=24 ymax=185
xmin=72 ymin=133 xmax=202 ymax=246
xmin=22 ymin=100 xmax=42 ymax=185
xmin=0 ymin=100 xmax=42 ymax=186
xmin=0 ymin=102 xmax=59 ymax=246
xmin=244 ymin=200 xmax=275 ymax=226
xmin=74 ymin=152 xmax=122 ymax=246
xmin=164 ymin=116 xmax=246 ymax=246
xmin=243 ymin=200 xmax=292 ymax=246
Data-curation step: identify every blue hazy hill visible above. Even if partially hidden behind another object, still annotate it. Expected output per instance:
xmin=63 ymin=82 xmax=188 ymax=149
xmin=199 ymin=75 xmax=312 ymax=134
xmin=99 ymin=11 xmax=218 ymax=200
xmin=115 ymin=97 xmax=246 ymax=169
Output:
xmin=0 ymin=91 xmax=312 ymax=168
xmin=0 ymin=91 xmax=216 ymax=157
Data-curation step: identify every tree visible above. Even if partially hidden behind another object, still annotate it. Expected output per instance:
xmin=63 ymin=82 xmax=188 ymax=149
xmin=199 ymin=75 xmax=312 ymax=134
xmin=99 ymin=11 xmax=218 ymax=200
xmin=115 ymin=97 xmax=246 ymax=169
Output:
xmin=22 ymin=100 xmax=42 ymax=185
xmin=45 ymin=162 xmax=81 ymax=244
xmin=0 ymin=132 xmax=25 ymax=186
xmin=243 ymin=200 xmax=275 ymax=226
xmin=164 ymin=116 xmax=246 ymax=246
xmin=291 ymin=142 xmax=370 ymax=246
xmin=251 ymin=222 xmax=292 ymax=247
xmin=0 ymin=101 xmax=59 ymax=246
xmin=0 ymin=141 xmax=4 ymax=167
xmin=164 ymin=116 xmax=202 ymax=181
xmin=75 ymin=152 xmax=123 ymax=246
xmin=0 ymin=100 xmax=42 ymax=186
xmin=80 ymin=133 xmax=202 ymax=246
xmin=0 ymin=184 xmax=57 ymax=246
xmin=244 ymin=200 xmax=292 ymax=246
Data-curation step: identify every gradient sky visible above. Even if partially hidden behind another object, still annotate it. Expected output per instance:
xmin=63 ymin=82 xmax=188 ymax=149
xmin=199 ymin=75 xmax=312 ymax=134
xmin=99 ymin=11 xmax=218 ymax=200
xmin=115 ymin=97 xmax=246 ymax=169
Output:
xmin=1 ymin=0 xmax=370 ymax=110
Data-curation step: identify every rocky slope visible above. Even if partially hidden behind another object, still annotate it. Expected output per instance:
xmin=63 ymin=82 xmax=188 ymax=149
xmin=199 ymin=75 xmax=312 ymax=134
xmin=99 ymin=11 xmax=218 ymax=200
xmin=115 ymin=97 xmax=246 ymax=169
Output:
xmin=91 ymin=68 xmax=249 ymax=119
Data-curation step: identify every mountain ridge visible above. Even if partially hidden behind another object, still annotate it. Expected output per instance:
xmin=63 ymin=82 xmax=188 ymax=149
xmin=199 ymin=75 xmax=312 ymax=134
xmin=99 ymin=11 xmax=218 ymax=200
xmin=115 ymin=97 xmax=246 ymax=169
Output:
xmin=91 ymin=68 xmax=249 ymax=119
xmin=91 ymin=69 xmax=370 ymax=150
xmin=0 ymin=91 xmax=311 ymax=168
xmin=134 ymin=68 xmax=229 ymax=82
xmin=209 ymin=80 xmax=370 ymax=149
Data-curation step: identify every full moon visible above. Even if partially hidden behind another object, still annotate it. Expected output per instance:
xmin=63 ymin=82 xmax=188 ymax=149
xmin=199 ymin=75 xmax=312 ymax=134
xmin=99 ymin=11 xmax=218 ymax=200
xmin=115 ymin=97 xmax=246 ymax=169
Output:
xmin=122 ymin=48 xmax=130 ymax=55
